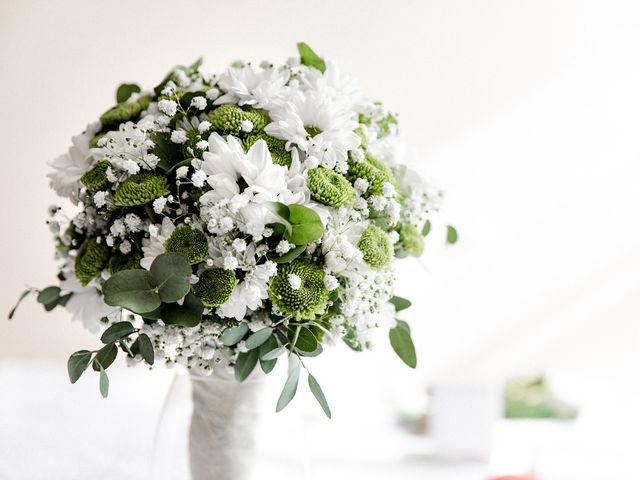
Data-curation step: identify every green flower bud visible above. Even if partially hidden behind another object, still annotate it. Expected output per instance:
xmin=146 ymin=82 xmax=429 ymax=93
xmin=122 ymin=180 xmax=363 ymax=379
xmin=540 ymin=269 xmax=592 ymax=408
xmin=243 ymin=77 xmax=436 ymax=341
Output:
xmin=113 ymin=173 xmax=169 ymax=207
xmin=268 ymin=260 xmax=330 ymax=320
xmin=163 ymin=226 xmax=208 ymax=264
xmin=397 ymin=223 xmax=424 ymax=257
xmin=208 ymin=104 xmax=270 ymax=136
xmin=100 ymin=95 xmax=152 ymax=127
xmin=192 ymin=268 xmax=236 ymax=307
xmin=80 ymin=160 xmax=111 ymax=190
xmin=244 ymin=132 xmax=291 ymax=167
xmin=307 ymin=167 xmax=356 ymax=207
xmin=75 ymin=238 xmax=109 ymax=286
xmin=357 ymin=224 xmax=393 ymax=269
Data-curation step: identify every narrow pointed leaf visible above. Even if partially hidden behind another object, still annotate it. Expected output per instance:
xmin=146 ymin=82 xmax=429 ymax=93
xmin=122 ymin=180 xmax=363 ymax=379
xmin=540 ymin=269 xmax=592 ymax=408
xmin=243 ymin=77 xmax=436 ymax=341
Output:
xmin=389 ymin=296 xmax=412 ymax=312
xmin=297 ymin=42 xmax=326 ymax=73
xmin=308 ymin=373 xmax=332 ymax=418
xmin=99 ymin=368 xmax=109 ymax=398
xmin=389 ymin=321 xmax=417 ymax=368
xmin=8 ymin=288 xmax=33 ymax=319
xmin=276 ymin=363 xmax=300 ymax=412
xmin=101 ymin=321 xmax=136 ymax=344
xmin=259 ymin=336 xmax=280 ymax=374
xmin=234 ymin=349 xmax=259 ymax=382
xmin=245 ymin=328 xmax=273 ymax=350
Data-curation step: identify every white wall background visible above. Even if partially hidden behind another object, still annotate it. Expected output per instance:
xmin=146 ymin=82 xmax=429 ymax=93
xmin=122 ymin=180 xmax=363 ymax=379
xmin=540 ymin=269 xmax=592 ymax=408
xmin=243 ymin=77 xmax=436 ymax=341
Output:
xmin=1 ymin=0 xmax=639 ymax=394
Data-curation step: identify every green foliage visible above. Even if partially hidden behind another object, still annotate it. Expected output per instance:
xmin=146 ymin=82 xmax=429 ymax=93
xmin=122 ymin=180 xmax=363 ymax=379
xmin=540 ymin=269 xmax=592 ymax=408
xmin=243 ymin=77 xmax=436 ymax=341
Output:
xmin=258 ymin=335 xmax=279 ymax=374
xmin=99 ymin=368 xmax=109 ymax=398
xmin=161 ymin=293 xmax=204 ymax=327
xmin=220 ymin=323 xmax=249 ymax=346
xmin=307 ymin=167 xmax=356 ymax=207
xmin=422 ymin=219 xmax=431 ymax=237
xmin=37 ymin=286 xmax=60 ymax=305
xmin=245 ymin=328 xmax=274 ymax=350
xmin=389 ymin=295 xmax=411 ymax=312
xmin=191 ymin=268 xmax=236 ymax=307
xmin=163 ymin=227 xmax=209 ymax=265
xmin=92 ymin=343 xmax=117 ymax=371
xmin=268 ymin=260 xmax=330 ymax=320
xmin=113 ymin=173 xmax=169 ymax=207
xmin=133 ymin=333 xmax=155 ymax=365
xmin=116 ymin=83 xmax=141 ymax=103
xmin=75 ymin=238 xmax=109 ymax=286
xmin=389 ymin=320 xmax=417 ymax=368
xmin=297 ymin=42 xmax=326 ymax=73
xmin=290 ymin=327 xmax=318 ymax=353
xmin=101 ymin=321 xmax=136 ymax=344
xmin=358 ymin=224 xmax=393 ymax=269
xmin=80 ymin=160 xmax=111 ymax=190
xmin=68 ymin=350 xmax=92 ymax=384
xmin=234 ymin=349 xmax=259 ymax=382
xmin=208 ymin=104 xmax=270 ymax=136
xmin=264 ymin=201 xmax=324 ymax=245
xmin=102 ymin=270 xmax=161 ymax=314
xmin=397 ymin=223 xmax=424 ymax=257
xmin=446 ymin=225 xmax=458 ymax=244
xmin=276 ymin=360 xmax=300 ymax=412
xmin=308 ymin=374 xmax=331 ymax=418
xmin=150 ymin=131 xmax=184 ymax=171
xmin=8 ymin=288 xmax=34 ymax=319
xmin=149 ymin=252 xmax=192 ymax=302
xmin=100 ymin=95 xmax=152 ymax=127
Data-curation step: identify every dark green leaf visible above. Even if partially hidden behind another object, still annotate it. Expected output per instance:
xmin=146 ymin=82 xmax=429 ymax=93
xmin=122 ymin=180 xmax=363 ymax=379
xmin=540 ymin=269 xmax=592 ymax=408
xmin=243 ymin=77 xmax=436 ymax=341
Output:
xmin=390 ymin=296 xmax=412 ymax=312
xmin=102 ymin=270 xmax=161 ymax=314
xmin=99 ymin=368 xmax=109 ymax=398
xmin=161 ymin=293 xmax=204 ymax=327
xmin=57 ymin=293 xmax=72 ymax=307
xmin=119 ymin=338 xmax=134 ymax=357
xmin=189 ymin=57 xmax=203 ymax=71
xmin=259 ymin=335 xmax=280 ymax=373
xmin=297 ymin=42 xmax=326 ymax=73
xmin=234 ymin=349 xmax=259 ymax=382
xmin=291 ymin=327 xmax=318 ymax=353
xmin=116 ymin=83 xmax=141 ymax=103
xmin=285 ymin=204 xmax=324 ymax=245
xmin=150 ymin=252 xmax=192 ymax=303
xmin=276 ymin=363 xmax=300 ymax=412
xmin=342 ymin=325 xmax=362 ymax=351
xmin=267 ymin=245 xmax=305 ymax=263
xmin=135 ymin=333 xmax=155 ymax=365
xmin=308 ymin=373 xmax=331 ymax=418
xmin=298 ymin=343 xmax=323 ymax=357
xmin=261 ymin=346 xmax=286 ymax=361
xmin=92 ymin=343 xmax=117 ymax=371
xmin=8 ymin=288 xmax=33 ymax=319
xmin=101 ymin=321 xmax=136 ymax=344
xmin=446 ymin=225 xmax=458 ymax=244
xmin=422 ymin=219 xmax=431 ymax=237
xmin=36 ymin=286 xmax=61 ymax=305
xmin=389 ymin=320 xmax=417 ymax=368
xmin=141 ymin=305 xmax=163 ymax=320
xmin=245 ymin=328 xmax=273 ymax=350
xmin=150 ymin=132 xmax=184 ymax=171
xmin=68 ymin=350 xmax=92 ymax=384
xmin=221 ymin=323 xmax=249 ymax=346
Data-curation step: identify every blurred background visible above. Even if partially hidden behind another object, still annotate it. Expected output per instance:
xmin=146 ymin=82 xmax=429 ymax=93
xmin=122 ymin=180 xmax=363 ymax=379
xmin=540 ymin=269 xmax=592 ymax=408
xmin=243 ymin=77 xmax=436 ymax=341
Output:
xmin=2 ymin=0 xmax=640 ymax=479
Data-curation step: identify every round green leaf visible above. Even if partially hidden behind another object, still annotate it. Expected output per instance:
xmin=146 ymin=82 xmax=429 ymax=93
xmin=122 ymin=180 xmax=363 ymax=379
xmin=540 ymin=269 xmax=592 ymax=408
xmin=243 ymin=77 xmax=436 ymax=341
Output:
xmin=150 ymin=252 xmax=192 ymax=303
xmin=67 ymin=350 xmax=92 ymax=384
xmin=101 ymin=321 xmax=136 ymax=344
xmin=285 ymin=205 xmax=323 ymax=245
xmin=446 ymin=225 xmax=458 ymax=244
xmin=37 ymin=286 xmax=60 ymax=306
xmin=92 ymin=343 xmax=118 ymax=371
xmin=390 ymin=296 xmax=412 ymax=312
xmin=102 ymin=270 xmax=161 ymax=314
xmin=220 ymin=323 xmax=249 ymax=346
xmin=134 ymin=333 xmax=155 ymax=365
xmin=116 ymin=83 xmax=141 ymax=103
xmin=161 ymin=293 xmax=204 ymax=327
xmin=245 ymin=328 xmax=273 ymax=350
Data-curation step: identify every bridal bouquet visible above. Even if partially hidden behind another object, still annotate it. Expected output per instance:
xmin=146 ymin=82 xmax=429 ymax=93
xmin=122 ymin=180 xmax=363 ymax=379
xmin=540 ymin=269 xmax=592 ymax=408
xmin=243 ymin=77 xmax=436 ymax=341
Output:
xmin=10 ymin=43 xmax=453 ymax=417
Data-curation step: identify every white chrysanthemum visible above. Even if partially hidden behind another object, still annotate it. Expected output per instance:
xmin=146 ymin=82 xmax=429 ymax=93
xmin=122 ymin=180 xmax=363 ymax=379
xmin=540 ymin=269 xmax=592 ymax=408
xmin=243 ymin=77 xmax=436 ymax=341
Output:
xmin=140 ymin=217 xmax=175 ymax=269
xmin=216 ymin=261 xmax=277 ymax=320
xmin=214 ymin=64 xmax=290 ymax=109
xmin=60 ymin=275 xmax=114 ymax=333
xmin=47 ymin=122 xmax=101 ymax=204
xmin=298 ymin=61 xmax=367 ymax=112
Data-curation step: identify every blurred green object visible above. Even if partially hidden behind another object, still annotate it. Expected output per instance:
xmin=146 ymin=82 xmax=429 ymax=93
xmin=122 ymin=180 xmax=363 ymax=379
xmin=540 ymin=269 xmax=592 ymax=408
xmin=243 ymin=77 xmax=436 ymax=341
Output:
xmin=504 ymin=375 xmax=578 ymax=419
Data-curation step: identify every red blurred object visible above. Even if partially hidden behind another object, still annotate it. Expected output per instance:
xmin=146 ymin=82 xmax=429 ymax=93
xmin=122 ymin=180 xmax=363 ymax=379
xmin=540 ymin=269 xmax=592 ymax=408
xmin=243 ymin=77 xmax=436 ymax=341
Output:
xmin=488 ymin=476 xmax=538 ymax=480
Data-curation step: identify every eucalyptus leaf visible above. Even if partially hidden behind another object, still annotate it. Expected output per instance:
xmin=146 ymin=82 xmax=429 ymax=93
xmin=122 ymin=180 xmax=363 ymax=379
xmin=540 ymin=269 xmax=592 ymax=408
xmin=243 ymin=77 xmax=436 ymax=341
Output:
xmin=92 ymin=343 xmax=117 ymax=371
xmin=161 ymin=293 xmax=204 ymax=327
xmin=261 ymin=346 xmax=286 ymax=361
xmin=150 ymin=252 xmax=192 ymax=303
xmin=8 ymin=288 xmax=33 ymax=319
xmin=259 ymin=336 xmax=280 ymax=374
xmin=101 ymin=321 xmax=136 ymax=344
xmin=67 ymin=350 xmax=92 ymax=384
xmin=389 ymin=320 xmax=417 ymax=368
xmin=234 ymin=349 xmax=259 ymax=382
xmin=36 ymin=286 xmax=61 ymax=305
xmin=446 ymin=225 xmax=458 ymax=244
xmin=291 ymin=327 xmax=318 ymax=353
xmin=135 ymin=333 xmax=155 ymax=365
xmin=220 ymin=323 xmax=249 ymax=346
xmin=141 ymin=305 xmax=163 ymax=320
xmin=116 ymin=83 xmax=141 ymax=103
xmin=102 ymin=270 xmax=161 ymax=314
xmin=99 ymin=368 xmax=109 ymax=398
xmin=298 ymin=343 xmax=323 ymax=358
xmin=297 ymin=42 xmax=326 ymax=73
xmin=308 ymin=373 xmax=332 ymax=418
xmin=390 ymin=296 xmax=412 ymax=312
xmin=276 ymin=362 xmax=300 ymax=412
xmin=245 ymin=328 xmax=273 ymax=350
xmin=285 ymin=204 xmax=323 ymax=245
xmin=422 ymin=219 xmax=431 ymax=237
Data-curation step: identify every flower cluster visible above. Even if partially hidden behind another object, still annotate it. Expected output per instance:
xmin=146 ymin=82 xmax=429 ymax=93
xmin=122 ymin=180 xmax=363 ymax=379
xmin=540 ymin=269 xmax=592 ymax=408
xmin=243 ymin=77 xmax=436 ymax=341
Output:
xmin=20 ymin=43 xmax=447 ymax=413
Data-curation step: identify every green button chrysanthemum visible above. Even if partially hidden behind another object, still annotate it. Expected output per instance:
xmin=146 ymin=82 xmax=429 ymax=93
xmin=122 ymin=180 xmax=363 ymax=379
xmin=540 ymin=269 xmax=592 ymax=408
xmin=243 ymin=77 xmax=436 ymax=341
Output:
xmin=108 ymin=251 xmax=142 ymax=274
xmin=89 ymin=132 xmax=106 ymax=149
xmin=163 ymin=226 xmax=209 ymax=264
xmin=75 ymin=238 xmax=109 ymax=286
xmin=113 ymin=173 xmax=169 ymax=207
xmin=80 ymin=160 xmax=111 ymax=190
xmin=100 ymin=95 xmax=152 ymax=127
xmin=358 ymin=224 xmax=393 ymax=269
xmin=208 ymin=104 xmax=270 ymax=136
xmin=307 ymin=167 xmax=356 ymax=207
xmin=192 ymin=268 xmax=236 ymax=307
xmin=244 ymin=132 xmax=291 ymax=167
xmin=348 ymin=154 xmax=393 ymax=195
xmin=268 ymin=260 xmax=330 ymax=320
xmin=397 ymin=223 xmax=424 ymax=257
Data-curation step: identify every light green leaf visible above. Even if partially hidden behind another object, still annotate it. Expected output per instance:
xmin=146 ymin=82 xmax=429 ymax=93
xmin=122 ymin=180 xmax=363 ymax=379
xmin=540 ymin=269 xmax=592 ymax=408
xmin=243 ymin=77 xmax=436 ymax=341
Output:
xmin=422 ymin=219 xmax=431 ymax=237
xmin=276 ymin=362 xmax=300 ymax=412
xmin=150 ymin=252 xmax=192 ymax=303
xmin=446 ymin=225 xmax=458 ymax=244
xmin=101 ymin=321 xmax=136 ymax=344
xmin=92 ymin=343 xmax=117 ymax=371
xmin=245 ymin=328 xmax=273 ymax=350
xmin=308 ymin=373 xmax=332 ymax=418
xmin=135 ymin=333 xmax=155 ymax=365
xmin=102 ymin=270 xmax=161 ymax=314
xmin=161 ymin=293 xmax=204 ymax=327
xmin=389 ymin=320 xmax=417 ymax=368
xmin=285 ymin=204 xmax=323 ymax=245
xmin=99 ymin=368 xmax=109 ymax=398
xmin=234 ymin=349 xmax=259 ymax=382
xmin=297 ymin=42 xmax=326 ymax=73
xmin=8 ymin=288 xmax=33 ymax=319
xmin=221 ymin=323 xmax=249 ymax=346
xmin=390 ymin=296 xmax=412 ymax=312
xmin=261 ymin=346 xmax=286 ymax=361
xmin=116 ymin=83 xmax=141 ymax=103
xmin=68 ymin=350 xmax=92 ymax=384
